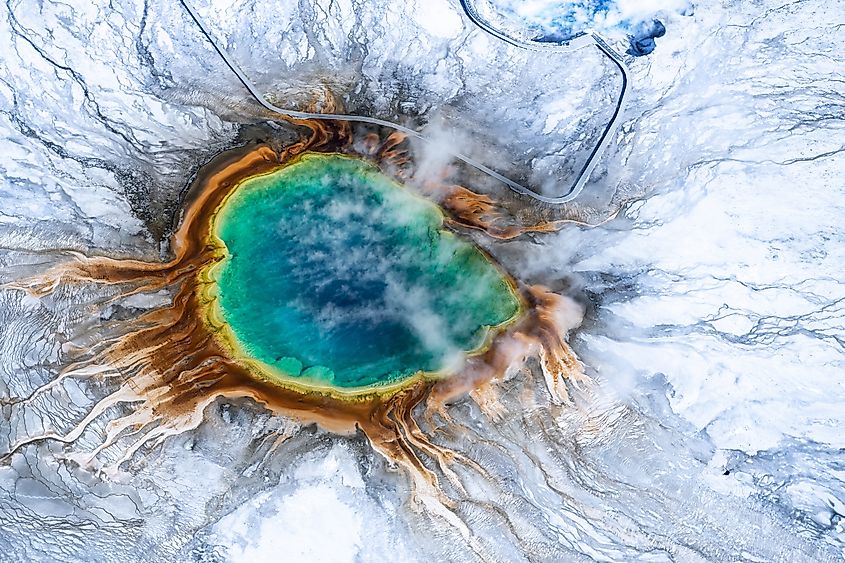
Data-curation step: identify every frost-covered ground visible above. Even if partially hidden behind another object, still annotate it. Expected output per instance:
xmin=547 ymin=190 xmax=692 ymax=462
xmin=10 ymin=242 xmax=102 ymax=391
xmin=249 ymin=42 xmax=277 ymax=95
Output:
xmin=1 ymin=0 xmax=844 ymax=561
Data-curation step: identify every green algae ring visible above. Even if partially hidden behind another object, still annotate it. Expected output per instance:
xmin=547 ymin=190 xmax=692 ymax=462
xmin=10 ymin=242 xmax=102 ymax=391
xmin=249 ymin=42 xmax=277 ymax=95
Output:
xmin=198 ymin=153 xmax=522 ymax=399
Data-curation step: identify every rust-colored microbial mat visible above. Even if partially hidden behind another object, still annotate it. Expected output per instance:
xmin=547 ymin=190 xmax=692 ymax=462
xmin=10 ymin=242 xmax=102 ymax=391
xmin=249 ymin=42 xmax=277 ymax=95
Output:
xmin=6 ymin=117 xmax=586 ymax=511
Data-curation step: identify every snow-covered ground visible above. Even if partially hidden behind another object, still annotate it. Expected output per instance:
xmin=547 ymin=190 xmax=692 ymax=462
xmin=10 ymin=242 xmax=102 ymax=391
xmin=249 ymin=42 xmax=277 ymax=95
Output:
xmin=0 ymin=0 xmax=843 ymax=561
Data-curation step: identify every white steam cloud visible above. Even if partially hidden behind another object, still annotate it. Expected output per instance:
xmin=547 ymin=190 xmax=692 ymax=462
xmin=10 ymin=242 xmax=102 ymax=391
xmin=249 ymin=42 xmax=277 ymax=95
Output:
xmin=484 ymin=0 xmax=692 ymax=37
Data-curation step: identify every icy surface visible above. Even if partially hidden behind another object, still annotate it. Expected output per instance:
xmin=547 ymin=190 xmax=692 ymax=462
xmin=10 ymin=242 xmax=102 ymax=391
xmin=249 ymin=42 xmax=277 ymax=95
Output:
xmin=1 ymin=0 xmax=844 ymax=561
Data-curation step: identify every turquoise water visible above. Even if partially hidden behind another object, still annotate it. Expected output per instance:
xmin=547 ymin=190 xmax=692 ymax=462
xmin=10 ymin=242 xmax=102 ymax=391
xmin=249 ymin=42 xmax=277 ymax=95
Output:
xmin=211 ymin=153 xmax=520 ymax=390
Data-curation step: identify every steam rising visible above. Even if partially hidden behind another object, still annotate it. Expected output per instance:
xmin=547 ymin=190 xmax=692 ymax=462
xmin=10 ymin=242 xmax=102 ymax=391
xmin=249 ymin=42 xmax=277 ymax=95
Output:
xmin=478 ymin=0 xmax=692 ymax=39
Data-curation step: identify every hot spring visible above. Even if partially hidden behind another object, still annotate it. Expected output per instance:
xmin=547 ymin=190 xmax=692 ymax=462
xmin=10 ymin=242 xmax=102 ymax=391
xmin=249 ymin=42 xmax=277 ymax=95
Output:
xmin=199 ymin=153 xmax=522 ymax=396
xmin=3 ymin=127 xmax=585 ymax=550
